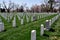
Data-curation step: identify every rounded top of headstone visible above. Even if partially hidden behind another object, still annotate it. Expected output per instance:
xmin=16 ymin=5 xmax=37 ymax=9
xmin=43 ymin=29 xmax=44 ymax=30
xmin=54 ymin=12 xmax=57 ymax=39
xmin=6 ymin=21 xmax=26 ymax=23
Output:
xmin=46 ymin=20 xmax=49 ymax=22
xmin=31 ymin=30 xmax=36 ymax=33
xmin=41 ymin=24 xmax=44 ymax=26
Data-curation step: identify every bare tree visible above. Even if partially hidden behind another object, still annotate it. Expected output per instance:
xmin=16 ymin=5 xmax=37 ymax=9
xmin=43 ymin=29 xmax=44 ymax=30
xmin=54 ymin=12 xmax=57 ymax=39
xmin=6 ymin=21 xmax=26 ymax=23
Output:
xmin=2 ymin=1 xmax=16 ymax=12
xmin=48 ymin=0 xmax=55 ymax=12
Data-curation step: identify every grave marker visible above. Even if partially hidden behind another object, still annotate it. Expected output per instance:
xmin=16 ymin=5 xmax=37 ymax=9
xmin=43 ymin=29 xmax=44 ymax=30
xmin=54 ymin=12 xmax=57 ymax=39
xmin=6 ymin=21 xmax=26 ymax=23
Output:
xmin=12 ymin=17 xmax=16 ymax=27
xmin=0 ymin=22 xmax=4 ymax=32
xmin=40 ymin=24 xmax=44 ymax=36
xmin=26 ymin=16 xmax=29 ymax=22
xmin=49 ymin=19 xmax=52 ymax=28
xmin=31 ymin=30 xmax=36 ymax=40
xmin=21 ymin=19 xmax=23 ymax=24
xmin=45 ymin=20 xmax=50 ymax=30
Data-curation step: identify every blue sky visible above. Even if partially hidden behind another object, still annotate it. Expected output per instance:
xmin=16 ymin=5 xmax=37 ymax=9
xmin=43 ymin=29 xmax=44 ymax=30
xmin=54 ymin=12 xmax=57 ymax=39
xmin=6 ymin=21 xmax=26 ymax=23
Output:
xmin=0 ymin=0 xmax=44 ymax=8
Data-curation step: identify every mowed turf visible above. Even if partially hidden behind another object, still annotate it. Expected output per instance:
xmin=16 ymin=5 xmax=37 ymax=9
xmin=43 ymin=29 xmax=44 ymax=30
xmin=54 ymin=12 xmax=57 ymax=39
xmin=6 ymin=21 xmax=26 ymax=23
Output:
xmin=47 ymin=16 xmax=60 ymax=40
xmin=0 ymin=14 xmax=58 ymax=40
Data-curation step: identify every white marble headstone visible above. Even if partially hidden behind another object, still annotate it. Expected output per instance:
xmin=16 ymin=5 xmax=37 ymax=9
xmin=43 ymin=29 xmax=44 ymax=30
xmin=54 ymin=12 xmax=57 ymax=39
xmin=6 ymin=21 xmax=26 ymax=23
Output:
xmin=7 ymin=16 xmax=10 ymax=22
xmin=40 ymin=24 xmax=44 ymax=36
xmin=31 ymin=30 xmax=36 ymax=40
xmin=45 ymin=20 xmax=50 ymax=30
xmin=38 ymin=16 xmax=39 ymax=19
xmin=49 ymin=19 xmax=52 ymax=27
xmin=0 ymin=22 xmax=4 ymax=32
xmin=26 ymin=16 xmax=29 ymax=22
xmin=12 ymin=17 xmax=16 ymax=27
xmin=31 ymin=16 xmax=33 ymax=22
xmin=21 ymin=19 xmax=23 ymax=24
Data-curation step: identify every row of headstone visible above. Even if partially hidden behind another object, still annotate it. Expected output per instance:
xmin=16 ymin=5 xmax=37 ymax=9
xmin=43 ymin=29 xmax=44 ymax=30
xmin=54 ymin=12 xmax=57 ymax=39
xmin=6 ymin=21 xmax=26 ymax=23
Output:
xmin=0 ymin=13 xmax=14 ymax=22
xmin=31 ymin=14 xmax=60 ymax=40
xmin=0 ymin=13 xmax=57 ymax=20
xmin=40 ymin=14 xmax=60 ymax=36
xmin=45 ymin=15 xmax=59 ymax=30
xmin=45 ymin=14 xmax=60 ymax=31
xmin=51 ymin=15 xmax=59 ymax=25
xmin=17 ymin=13 xmax=52 ymax=18
xmin=16 ymin=13 xmax=56 ymax=26
xmin=30 ymin=13 xmax=54 ymax=22
xmin=0 ymin=14 xmax=17 ymax=32
xmin=0 ymin=13 xmax=56 ymax=29
xmin=13 ymin=14 xmax=24 ymax=26
xmin=0 ymin=13 xmax=7 ymax=20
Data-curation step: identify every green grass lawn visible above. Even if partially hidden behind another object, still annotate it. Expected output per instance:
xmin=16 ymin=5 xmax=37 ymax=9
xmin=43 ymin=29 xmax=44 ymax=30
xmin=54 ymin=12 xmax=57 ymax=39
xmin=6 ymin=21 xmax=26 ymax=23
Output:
xmin=0 ymin=14 xmax=59 ymax=40
xmin=48 ymin=16 xmax=60 ymax=40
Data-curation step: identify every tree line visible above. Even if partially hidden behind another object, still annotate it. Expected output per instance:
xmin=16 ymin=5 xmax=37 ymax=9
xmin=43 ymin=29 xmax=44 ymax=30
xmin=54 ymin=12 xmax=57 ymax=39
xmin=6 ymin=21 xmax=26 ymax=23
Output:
xmin=0 ymin=0 xmax=60 ymax=13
